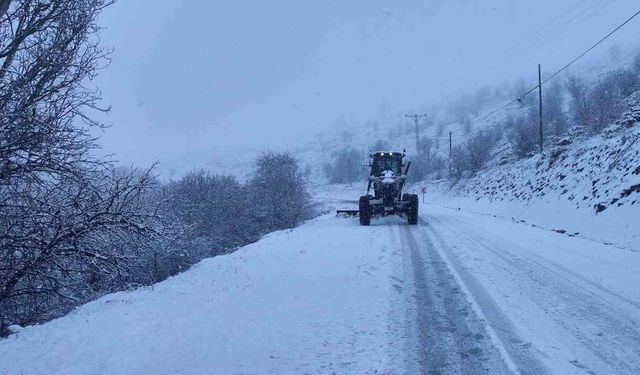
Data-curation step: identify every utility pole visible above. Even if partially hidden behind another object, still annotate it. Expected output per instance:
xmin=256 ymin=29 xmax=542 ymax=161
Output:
xmin=449 ymin=131 xmax=452 ymax=175
xmin=405 ymin=113 xmax=428 ymax=155
xmin=538 ymin=64 xmax=543 ymax=154
xmin=347 ymin=157 xmax=352 ymax=186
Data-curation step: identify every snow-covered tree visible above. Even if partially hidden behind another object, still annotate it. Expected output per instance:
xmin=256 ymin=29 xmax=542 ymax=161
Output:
xmin=0 ymin=0 xmax=162 ymax=331
xmin=248 ymin=152 xmax=313 ymax=232
xmin=163 ymin=171 xmax=260 ymax=254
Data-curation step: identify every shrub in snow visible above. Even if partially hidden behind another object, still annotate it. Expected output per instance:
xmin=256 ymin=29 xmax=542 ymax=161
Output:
xmin=507 ymin=114 xmax=539 ymax=159
xmin=164 ymin=171 xmax=258 ymax=253
xmin=608 ymin=68 xmax=640 ymax=98
xmin=566 ymin=72 xmax=633 ymax=135
xmin=464 ymin=127 xmax=502 ymax=173
xmin=248 ymin=152 xmax=314 ymax=232
xmin=587 ymin=75 xmax=626 ymax=133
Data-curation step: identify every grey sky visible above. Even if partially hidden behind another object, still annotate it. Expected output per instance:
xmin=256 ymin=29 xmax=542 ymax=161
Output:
xmin=94 ymin=0 xmax=639 ymax=175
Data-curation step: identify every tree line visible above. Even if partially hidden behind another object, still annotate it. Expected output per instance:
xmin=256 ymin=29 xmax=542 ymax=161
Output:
xmin=0 ymin=1 xmax=312 ymax=335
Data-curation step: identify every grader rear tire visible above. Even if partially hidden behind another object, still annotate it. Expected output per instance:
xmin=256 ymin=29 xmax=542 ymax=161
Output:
xmin=406 ymin=194 xmax=418 ymax=225
xmin=359 ymin=196 xmax=371 ymax=226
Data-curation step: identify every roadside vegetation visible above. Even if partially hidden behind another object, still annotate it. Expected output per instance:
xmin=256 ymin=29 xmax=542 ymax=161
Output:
xmin=0 ymin=1 xmax=312 ymax=335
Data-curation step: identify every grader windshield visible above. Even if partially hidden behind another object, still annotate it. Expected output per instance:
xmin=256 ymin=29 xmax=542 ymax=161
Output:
xmin=370 ymin=153 xmax=403 ymax=176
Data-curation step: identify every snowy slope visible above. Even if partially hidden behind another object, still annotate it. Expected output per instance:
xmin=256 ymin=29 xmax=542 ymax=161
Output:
xmin=416 ymin=109 xmax=640 ymax=251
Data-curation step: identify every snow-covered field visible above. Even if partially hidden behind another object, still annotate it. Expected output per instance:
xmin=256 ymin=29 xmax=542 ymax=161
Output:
xmin=2 ymin=186 xmax=640 ymax=374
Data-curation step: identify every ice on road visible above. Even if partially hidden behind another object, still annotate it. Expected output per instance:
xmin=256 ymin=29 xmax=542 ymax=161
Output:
xmin=2 ymin=201 xmax=640 ymax=374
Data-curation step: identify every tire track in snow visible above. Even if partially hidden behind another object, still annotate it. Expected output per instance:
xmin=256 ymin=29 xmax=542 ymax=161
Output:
xmin=419 ymin=220 xmax=550 ymax=375
xmin=398 ymin=224 xmax=510 ymax=374
xmin=426 ymin=213 xmax=640 ymax=374
xmin=431 ymin=211 xmax=640 ymax=312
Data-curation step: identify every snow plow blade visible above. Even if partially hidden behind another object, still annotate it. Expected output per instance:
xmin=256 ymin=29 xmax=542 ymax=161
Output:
xmin=336 ymin=209 xmax=359 ymax=216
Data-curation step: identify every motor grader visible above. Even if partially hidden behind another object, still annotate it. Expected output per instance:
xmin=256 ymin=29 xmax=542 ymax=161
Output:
xmin=337 ymin=151 xmax=418 ymax=225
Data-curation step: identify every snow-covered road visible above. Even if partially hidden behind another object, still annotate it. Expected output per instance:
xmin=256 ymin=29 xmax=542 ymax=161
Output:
xmin=396 ymin=220 xmax=513 ymax=374
xmin=415 ymin=207 xmax=640 ymax=374
xmin=2 ymin=198 xmax=640 ymax=374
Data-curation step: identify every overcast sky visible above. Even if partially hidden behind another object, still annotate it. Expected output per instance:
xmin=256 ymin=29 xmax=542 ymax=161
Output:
xmin=94 ymin=0 xmax=639 ymax=174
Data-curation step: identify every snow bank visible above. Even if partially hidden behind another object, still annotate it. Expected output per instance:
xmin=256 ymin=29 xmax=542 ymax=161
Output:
xmin=0 ymin=214 xmax=402 ymax=375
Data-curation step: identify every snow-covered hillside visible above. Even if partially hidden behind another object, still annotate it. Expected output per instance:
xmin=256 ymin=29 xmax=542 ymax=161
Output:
xmin=414 ymin=94 xmax=640 ymax=251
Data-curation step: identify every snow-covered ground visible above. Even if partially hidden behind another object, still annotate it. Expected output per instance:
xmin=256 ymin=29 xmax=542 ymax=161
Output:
xmin=408 ymin=116 xmax=640 ymax=253
xmin=2 ymin=186 xmax=640 ymax=374
xmin=0 ymin=212 xmax=404 ymax=374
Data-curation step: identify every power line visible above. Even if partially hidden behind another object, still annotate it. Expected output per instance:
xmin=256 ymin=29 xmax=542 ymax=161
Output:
xmin=475 ymin=7 xmax=640 ymax=124
xmin=512 ymin=0 xmax=613 ymax=58
xmin=520 ymin=7 xmax=640 ymax=98
xmin=474 ymin=99 xmax=519 ymax=123
xmin=514 ymin=0 xmax=616 ymax=58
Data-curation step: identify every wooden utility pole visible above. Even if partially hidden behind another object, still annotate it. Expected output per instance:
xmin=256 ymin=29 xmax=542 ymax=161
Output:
xmin=538 ymin=64 xmax=543 ymax=154
xmin=347 ymin=157 xmax=352 ymax=186
xmin=449 ymin=131 xmax=452 ymax=175
xmin=405 ymin=113 xmax=428 ymax=155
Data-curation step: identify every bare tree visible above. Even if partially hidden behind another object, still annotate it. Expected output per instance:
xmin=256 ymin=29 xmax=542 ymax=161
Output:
xmin=0 ymin=166 xmax=157 ymax=327
xmin=464 ymin=127 xmax=502 ymax=172
xmin=566 ymin=76 xmax=592 ymax=131
xmin=507 ymin=113 xmax=538 ymax=159
xmin=543 ymin=80 xmax=568 ymax=139
xmin=449 ymin=145 xmax=468 ymax=179
xmin=0 ymin=0 xmax=115 ymax=184
xmin=566 ymin=72 xmax=630 ymax=135
xmin=0 ymin=0 xmax=159 ymax=331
